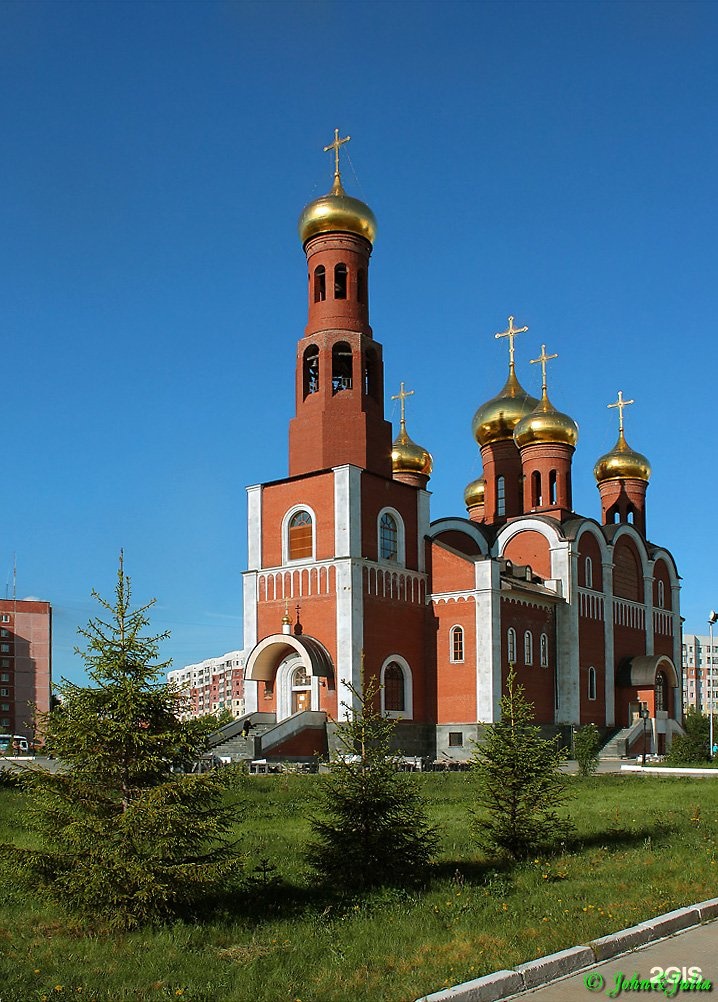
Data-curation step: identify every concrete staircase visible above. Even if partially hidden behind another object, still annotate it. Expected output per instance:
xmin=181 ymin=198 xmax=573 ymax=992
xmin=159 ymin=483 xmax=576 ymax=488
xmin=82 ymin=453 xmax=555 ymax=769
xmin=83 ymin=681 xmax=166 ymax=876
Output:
xmin=260 ymin=710 xmax=327 ymax=759
xmin=207 ymin=711 xmax=276 ymax=760
xmin=599 ymin=720 xmax=645 ymax=759
xmin=208 ymin=709 xmax=328 ymax=762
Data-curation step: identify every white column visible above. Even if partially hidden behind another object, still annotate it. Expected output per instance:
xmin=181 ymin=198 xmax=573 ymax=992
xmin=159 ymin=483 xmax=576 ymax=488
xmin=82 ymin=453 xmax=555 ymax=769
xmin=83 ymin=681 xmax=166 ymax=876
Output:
xmin=334 ymin=465 xmax=362 ymax=558
xmin=334 ymin=466 xmax=364 ymax=719
xmin=553 ymin=543 xmax=578 ymax=724
xmin=335 ymin=561 xmax=364 ymax=719
xmin=246 ymin=485 xmax=263 ymax=570
xmin=475 ymin=560 xmax=501 ymax=721
xmin=644 ymin=562 xmax=655 ymax=656
xmin=672 ymin=582 xmax=682 ymax=719
xmin=242 ymin=570 xmax=259 ymax=713
xmin=603 ymin=560 xmax=615 ymax=727
xmin=416 ymin=489 xmax=431 ymax=573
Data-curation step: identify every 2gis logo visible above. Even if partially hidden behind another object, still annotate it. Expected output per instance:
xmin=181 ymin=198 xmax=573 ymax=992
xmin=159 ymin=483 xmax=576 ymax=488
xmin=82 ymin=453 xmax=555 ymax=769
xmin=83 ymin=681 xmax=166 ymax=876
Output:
xmin=650 ymin=966 xmax=703 ymax=982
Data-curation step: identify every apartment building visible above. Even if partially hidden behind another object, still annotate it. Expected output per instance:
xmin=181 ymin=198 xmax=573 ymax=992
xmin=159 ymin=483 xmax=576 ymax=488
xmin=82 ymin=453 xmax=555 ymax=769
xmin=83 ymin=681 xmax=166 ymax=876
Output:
xmin=168 ymin=650 xmax=246 ymax=720
xmin=682 ymin=634 xmax=718 ymax=714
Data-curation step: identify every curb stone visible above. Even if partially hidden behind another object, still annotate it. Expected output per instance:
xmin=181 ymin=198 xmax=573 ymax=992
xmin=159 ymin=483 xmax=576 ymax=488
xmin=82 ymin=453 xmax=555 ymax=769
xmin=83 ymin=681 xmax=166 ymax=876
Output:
xmin=514 ymin=946 xmax=595 ymax=990
xmin=419 ymin=971 xmax=523 ymax=1002
xmin=414 ymin=897 xmax=718 ymax=1002
xmin=589 ymin=925 xmax=651 ymax=962
xmin=637 ymin=905 xmax=700 ymax=939
xmin=698 ymin=898 xmax=718 ymax=921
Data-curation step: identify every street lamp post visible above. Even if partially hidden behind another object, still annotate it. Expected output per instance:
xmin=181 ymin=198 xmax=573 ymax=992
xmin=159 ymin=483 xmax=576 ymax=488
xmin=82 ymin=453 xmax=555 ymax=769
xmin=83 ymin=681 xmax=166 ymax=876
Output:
xmin=640 ymin=707 xmax=650 ymax=766
xmin=709 ymin=612 xmax=718 ymax=759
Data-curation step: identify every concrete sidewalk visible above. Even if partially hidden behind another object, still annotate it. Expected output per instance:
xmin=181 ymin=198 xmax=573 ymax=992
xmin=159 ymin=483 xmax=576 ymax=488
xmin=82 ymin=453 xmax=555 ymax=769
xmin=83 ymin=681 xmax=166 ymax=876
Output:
xmin=514 ymin=920 xmax=716 ymax=998
xmin=417 ymin=899 xmax=718 ymax=1002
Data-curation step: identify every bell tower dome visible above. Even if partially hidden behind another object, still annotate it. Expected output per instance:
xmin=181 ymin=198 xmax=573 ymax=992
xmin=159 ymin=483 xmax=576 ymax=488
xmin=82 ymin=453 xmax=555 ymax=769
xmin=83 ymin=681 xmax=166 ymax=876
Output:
xmin=471 ymin=317 xmax=538 ymax=524
xmin=288 ymin=130 xmax=392 ymax=478
xmin=513 ymin=343 xmax=578 ymax=521
xmin=594 ymin=391 xmax=651 ymax=535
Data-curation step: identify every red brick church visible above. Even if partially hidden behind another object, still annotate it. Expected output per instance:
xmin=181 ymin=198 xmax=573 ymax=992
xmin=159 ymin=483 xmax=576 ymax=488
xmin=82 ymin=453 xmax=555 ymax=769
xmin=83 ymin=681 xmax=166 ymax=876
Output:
xmin=240 ymin=134 xmax=682 ymax=761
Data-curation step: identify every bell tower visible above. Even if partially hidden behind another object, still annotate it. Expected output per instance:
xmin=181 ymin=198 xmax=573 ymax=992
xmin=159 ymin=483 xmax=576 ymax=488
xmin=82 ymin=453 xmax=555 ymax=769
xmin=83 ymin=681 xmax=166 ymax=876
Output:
xmin=288 ymin=131 xmax=393 ymax=478
xmin=594 ymin=392 xmax=651 ymax=536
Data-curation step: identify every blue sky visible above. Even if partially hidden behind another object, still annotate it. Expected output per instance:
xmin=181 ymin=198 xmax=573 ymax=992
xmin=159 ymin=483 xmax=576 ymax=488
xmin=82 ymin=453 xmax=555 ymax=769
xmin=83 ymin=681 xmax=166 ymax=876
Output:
xmin=2 ymin=0 xmax=716 ymax=685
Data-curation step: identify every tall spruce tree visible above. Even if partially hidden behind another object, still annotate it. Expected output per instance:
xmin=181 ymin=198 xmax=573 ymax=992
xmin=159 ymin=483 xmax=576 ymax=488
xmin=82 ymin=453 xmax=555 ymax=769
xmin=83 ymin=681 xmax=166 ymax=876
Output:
xmin=309 ymin=672 xmax=438 ymax=891
xmin=7 ymin=557 xmax=241 ymax=928
xmin=473 ymin=670 xmax=573 ymax=860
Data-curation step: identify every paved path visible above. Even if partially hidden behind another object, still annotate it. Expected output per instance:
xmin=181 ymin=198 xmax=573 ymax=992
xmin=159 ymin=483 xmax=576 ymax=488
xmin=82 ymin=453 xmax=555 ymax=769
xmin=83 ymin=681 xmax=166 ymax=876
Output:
xmin=515 ymin=921 xmax=716 ymax=998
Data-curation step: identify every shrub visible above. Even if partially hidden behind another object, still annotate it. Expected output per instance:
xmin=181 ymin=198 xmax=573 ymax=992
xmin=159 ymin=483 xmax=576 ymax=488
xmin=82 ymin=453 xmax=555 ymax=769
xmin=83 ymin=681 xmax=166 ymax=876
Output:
xmin=668 ymin=709 xmax=711 ymax=766
xmin=574 ymin=723 xmax=601 ymax=776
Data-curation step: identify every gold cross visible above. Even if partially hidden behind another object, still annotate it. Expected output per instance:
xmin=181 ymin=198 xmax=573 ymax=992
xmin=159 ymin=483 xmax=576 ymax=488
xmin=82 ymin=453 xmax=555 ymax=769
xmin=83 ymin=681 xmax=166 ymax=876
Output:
xmin=608 ymin=390 xmax=635 ymax=433
xmin=391 ymin=381 xmax=414 ymax=425
xmin=495 ymin=316 xmax=529 ymax=367
xmin=530 ymin=343 xmax=559 ymax=393
xmin=323 ymin=128 xmax=351 ymax=179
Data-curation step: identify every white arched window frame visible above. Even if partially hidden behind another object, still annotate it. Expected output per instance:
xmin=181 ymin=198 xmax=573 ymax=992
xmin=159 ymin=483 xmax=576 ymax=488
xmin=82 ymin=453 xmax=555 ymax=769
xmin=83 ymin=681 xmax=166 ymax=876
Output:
xmin=450 ymin=625 xmax=464 ymax=663
xmin=380 ymin=654 xmax=413 ymax=720
xmin=588 ymin=665 xmax=597 ymax=701
xmin=540 ymin=633 xmax=549 ymax=668
xmin=585 ymin=556 xmax=593 ymax=589
xmin=524 ymin=630 xmax=533 ymax=666
xmin=507 ymin=628 xmax=517 ymax=665
xmin=377 ymin=507 xmax=406 ymax=566
xmin=281 ymin=504 xmax=317 ymax=565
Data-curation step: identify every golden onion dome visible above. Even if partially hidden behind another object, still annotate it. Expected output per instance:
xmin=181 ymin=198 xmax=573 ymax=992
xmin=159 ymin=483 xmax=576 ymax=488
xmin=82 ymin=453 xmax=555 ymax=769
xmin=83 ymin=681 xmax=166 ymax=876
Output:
xmin=594 ymin=430 xmax=651 ymax=483
xmin=472 ymin=367 xmax=540 ymax=447
xmin=464 ymin=476 xmax=485 ymax=509
xmin=391 ymin=421 xmax=433 ymax=477
xmin=514 ymin=391 xmax=579 ymax=449
xmin=299 ymin=175 xmax=377 ymax=245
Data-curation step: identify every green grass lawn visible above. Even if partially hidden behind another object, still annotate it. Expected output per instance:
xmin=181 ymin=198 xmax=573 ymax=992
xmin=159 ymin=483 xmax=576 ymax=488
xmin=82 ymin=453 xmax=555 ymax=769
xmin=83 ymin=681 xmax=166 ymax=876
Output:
xmin=0 ymin=772 xmax=716 ymax=1002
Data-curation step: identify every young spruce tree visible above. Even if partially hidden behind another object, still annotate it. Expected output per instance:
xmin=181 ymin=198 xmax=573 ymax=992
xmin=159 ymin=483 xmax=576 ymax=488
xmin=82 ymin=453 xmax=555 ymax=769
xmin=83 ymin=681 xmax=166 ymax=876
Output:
xmin=473 ymin=670 xmax=573 ymax=860
xmin=309 ymin=672 xmax=438 ymax=891
xmin=8 ymin=557 xmax=241 ymax=928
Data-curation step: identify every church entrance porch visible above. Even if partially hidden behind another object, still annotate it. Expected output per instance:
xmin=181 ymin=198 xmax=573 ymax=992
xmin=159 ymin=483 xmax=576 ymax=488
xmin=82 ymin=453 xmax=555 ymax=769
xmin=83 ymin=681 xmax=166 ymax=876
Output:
xmin=616 ymin=654 xmax=681 ymax=757
xmin=244 ymin=633 xmax=334 ymax=722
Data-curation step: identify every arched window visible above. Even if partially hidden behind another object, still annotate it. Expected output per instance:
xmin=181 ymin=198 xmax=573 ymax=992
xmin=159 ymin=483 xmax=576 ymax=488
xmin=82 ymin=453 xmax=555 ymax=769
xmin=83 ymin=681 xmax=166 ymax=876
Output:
xmin=549 ymin=470 xmax=557 ymax=505
xmin=531 ymin=471 xmax=542 ymax=507
xmin=293 ymin=665 xmax=309 ymax=686
xmin=288 ymin=510 xmax=313 ymax=561
xmin=303 ymin=344 xmax=319 ymax=398
xmin=334 ymin=263 xmax=347 ymax=299
xmin=655 ymin=670 xmax=667 ymax=712
xmin=450 ymin=626 xmax=464 ymax=663
xmin=357 ymin=267 xmax=366 ymax=303
xmin=383 ymin=662 xmax=405 ymax=712
xmin=540 ymin=633 xmax=549 ymax=667
xmin=379 ymin=512 xmax=398 ymax=561
xmin=332 ymin=341 xmax=353 ymax=393
xmin=657 ymin=580 xmax=665 ymax=609
xmin=585 ymin=556 xmax=593 ymax=589
xmin=314 ymin=265 xmax=326 ymax=303
xmin=588 ymin=665 xmax=597 ymax=701
xmin=507 ymin=627 xmax=517 ymax=664
xmin=497 ymin=476 xmax=506 ymax=517
xmin=524 ymin=630 xmax=533 ymax=666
